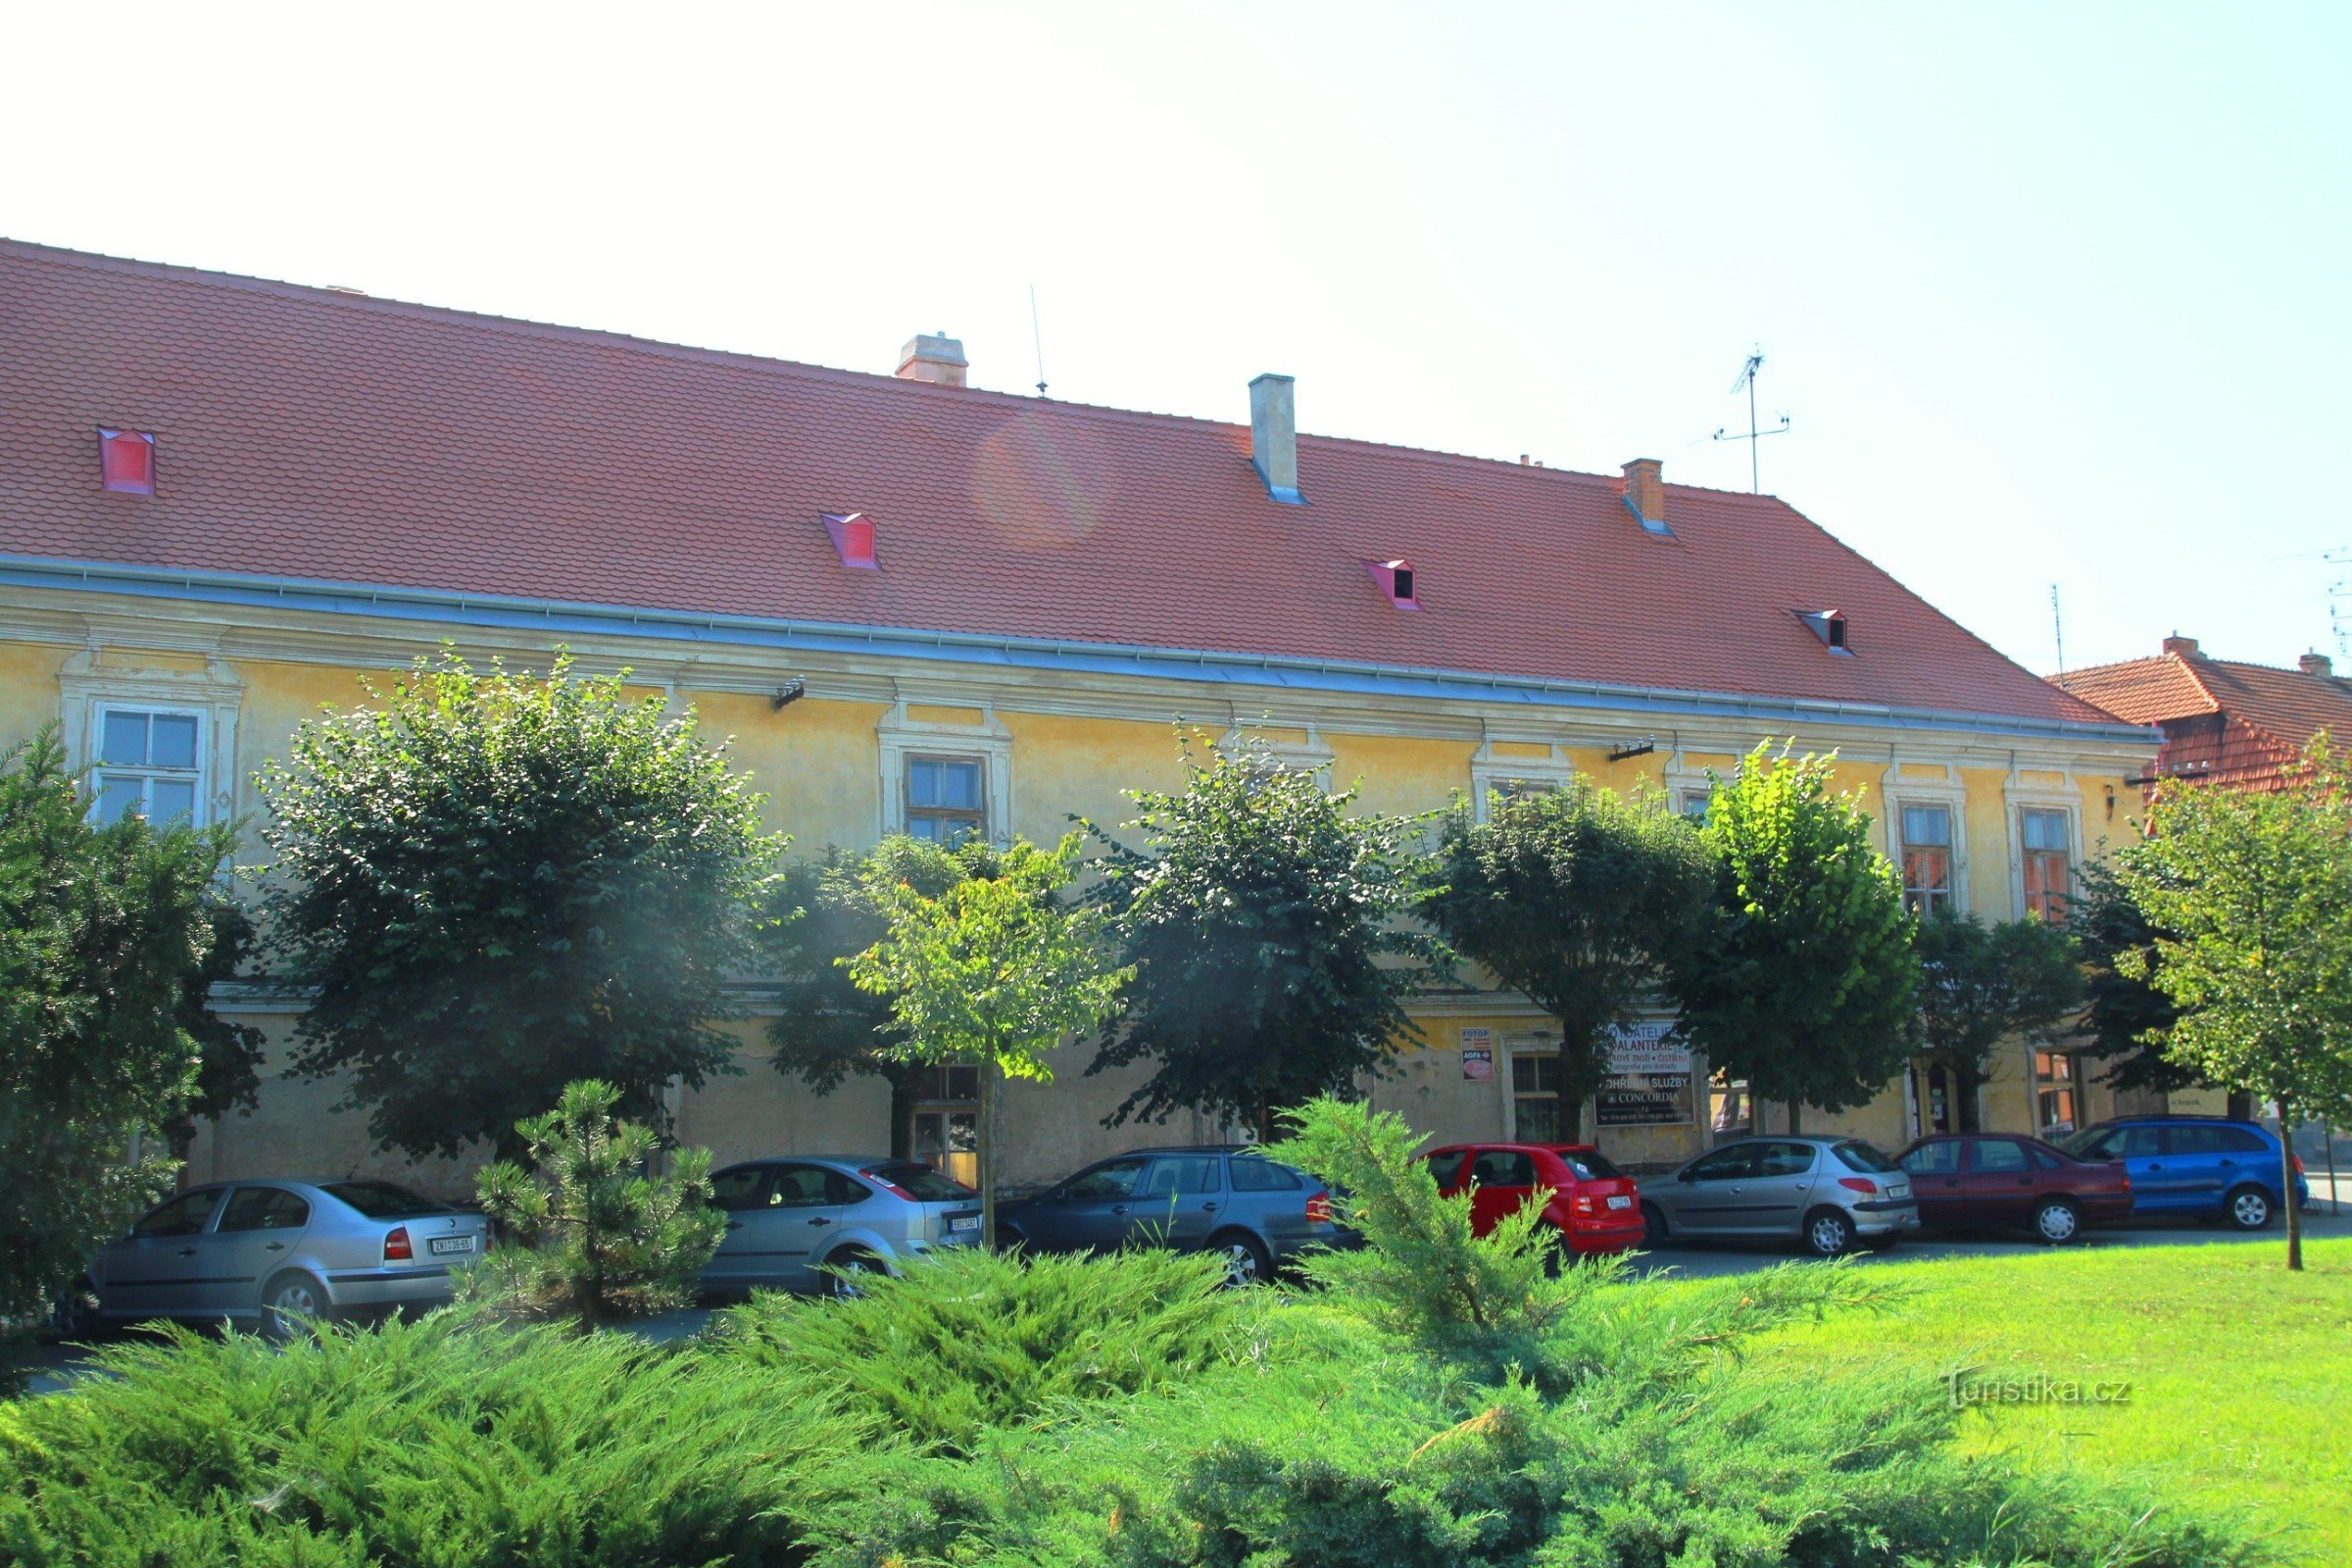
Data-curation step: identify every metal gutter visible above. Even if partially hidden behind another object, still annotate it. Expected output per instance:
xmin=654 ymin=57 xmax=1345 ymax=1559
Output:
xmin=0 ymin=554 xmax=2156 ymax=746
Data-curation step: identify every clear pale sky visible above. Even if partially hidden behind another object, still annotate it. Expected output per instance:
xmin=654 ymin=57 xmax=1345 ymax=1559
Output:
xmin=8 ymin=3 xmax=2345 ymax=677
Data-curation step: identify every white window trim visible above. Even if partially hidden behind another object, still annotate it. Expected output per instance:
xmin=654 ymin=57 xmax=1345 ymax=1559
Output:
xmin=876 ymin=700 xmax=1012 ymax=847
xmin=1221 ymin=720 xmax=1335 ymax=787
xmin=1662 ymin=749 xmax=1720 ymax=822
xmin=1468 ymin=739 xmax=1578 ymax=823
xmin=2003 ymin=771 xmax=2081 ymax=923
xmin=59 ymin=651 xmax=244 ymax=828
xmin=1882 ymin=762 xmax=1970 ymax=917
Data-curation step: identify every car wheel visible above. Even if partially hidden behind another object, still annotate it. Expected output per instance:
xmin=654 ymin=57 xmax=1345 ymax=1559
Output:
xmin=823 ymin=1250 xmax=886 ymax=1300
xmin=51 ymin=1276 xmax=103 ymax=1341
xmin=1209 ymin=1231 xmax=1274 ymax=1289
xmin=262 ymin=1271 xmax=331 ymax=1343
xmin=2225 ymin=1185 xmax=2273 ymax=1231
xmin=1641 ymin=1201 xmax=1667 ymax=1247
xmin=2032 ymin=1198 xmax=2082 ymax=1245
xmin=1803 ymin=1208 xmax=1857 ymax=1258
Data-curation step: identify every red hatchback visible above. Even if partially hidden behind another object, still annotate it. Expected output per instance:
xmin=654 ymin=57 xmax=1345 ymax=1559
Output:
xmin=1895 ymin=1133 xmax=2133 ymax=1244
xmin=1422 ymin=1142 xmax=1646 ymax=1256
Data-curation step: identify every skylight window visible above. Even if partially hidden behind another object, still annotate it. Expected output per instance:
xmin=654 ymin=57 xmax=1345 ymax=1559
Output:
xmin=1366 ymin=559 xmax=1420 ymax=611
xmin=1797 ymin=609 xmax=1853 ymax=655
xmin=99 ymin=428 xmax=156 ymax=494
xmin=822 ymin=511 xmax=878 ymax=570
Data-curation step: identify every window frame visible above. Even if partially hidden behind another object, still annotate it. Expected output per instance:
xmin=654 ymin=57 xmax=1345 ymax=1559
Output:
xmin=901 ymin=753 xmax=988 ymax=845
xmin=2014 ymin=801 xmax=2080 ymax=924
xmin=1896 ymin=800 xmax=1958 ymax=916
xmin=59 ymin=650 xmax=243 ymax=831
xmin=88 ymin=702 xmax=207 ymax=825
xmin=1504 ymin=1032 xmax=1567 ymax=1143
xmin=875 ymin=700 xmax=1012 ymax=846
xmin=1469 ymin=740 xmax=1575 ymax=824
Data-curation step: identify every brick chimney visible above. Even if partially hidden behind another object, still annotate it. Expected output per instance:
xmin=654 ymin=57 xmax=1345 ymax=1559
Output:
xmin=1249 ymin=373 xmax=1302 ymax=504
xmin=896 ymin=333 xmax=967 ymax=388
xmin=1621 ymin=458 xmax=1667 ymax=534
xmin=2301 ymin=652 xmax=2334 ymax=677
xmin=2161 ymin=633 xmax=2200 ymax=658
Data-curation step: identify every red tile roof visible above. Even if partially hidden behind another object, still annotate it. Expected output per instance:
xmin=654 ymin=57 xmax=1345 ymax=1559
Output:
xmin=2054 ymin=650 xmax=2352 ymax=790
xmin=0 ymin=239 xmax=2119 ymax=729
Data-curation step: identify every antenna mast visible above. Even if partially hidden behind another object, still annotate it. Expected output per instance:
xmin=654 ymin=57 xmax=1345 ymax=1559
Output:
xmin=1029 ymin=284 xmax=1049 ymax=398
xmin=1711 ymin=346 xmax=1791 ymax=493
xmin=2050 ymin=584 xmax=2067 ymax=680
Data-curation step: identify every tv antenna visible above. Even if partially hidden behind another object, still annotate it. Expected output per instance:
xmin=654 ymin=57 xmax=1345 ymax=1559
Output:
xmin=2050 ymin=584 xmax=2067 ymax=680
xmin=1712 ymin=347 xmax=1791 ymax=493
xmin=1029 ymin=284 xmax=1049 ymax=398
xmin=2327 ymin=548 xmax=2352 ymax=655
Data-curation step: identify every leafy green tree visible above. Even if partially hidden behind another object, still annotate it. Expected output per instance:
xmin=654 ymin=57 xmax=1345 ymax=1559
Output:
xmin=2114 ymin=738 xmax=2352 ymax=1271
xmin=258 ymin=651 xmax=781 ymax=1161
xmin=1912 ymin=910 xmax=2084 ymax=1131
xmin=162 ymin=898 xmax=268 ymax=1155
xmin=467 ymin=1078 xmax=724 ymax=1326
xmin=1427 ymin=781 xmax=1712 ymax=1138
xmin=2068 ymin=856 xmax=2230 ymax=1104
xmin=1668 ymin=745 xmax=1920 ymax=1134
xmin=763 ymin=838 xmax=1001 ymax=1158
xmin=849 ymin=834 xmax=1130 ymax=1249
xmin=1080 ymin=738 xmax=1450 ymax=1137
xmin=0 ymin=729 xmax=238 ymax=1321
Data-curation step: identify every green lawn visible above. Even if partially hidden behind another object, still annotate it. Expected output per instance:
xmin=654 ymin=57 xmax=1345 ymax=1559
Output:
xmin=1726 ymin=1238 xmax=2352 ymax=1565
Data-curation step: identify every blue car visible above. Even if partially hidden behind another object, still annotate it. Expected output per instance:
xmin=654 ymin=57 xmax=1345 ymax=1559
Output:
xmin=998 ymin=1146 xmax=1350 ymax=1286
xmin=2058 ymin=1116 xmax=2308 ymax=1229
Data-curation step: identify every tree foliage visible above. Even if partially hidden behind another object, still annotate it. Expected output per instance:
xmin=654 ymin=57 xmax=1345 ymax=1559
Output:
xmin=1912 ymin=909 xmax=2084 ymax=1131
xmin=2069 ymin=855 xmax=2207 ymax=1098
xmin=0 ymin=729 xmax=238 ymax=1321
xmin=161 ymin=897 xmax=268 ymax=1155
xmin=849 ymin=834 xmax=1130 ymax=1248
xmin=2114 ymin=737 xmax=2352 ymax=1270
xmin=258 ymin=651 xmax=781 ymax=1160
xmin=762 ymin=838 xmax=1002 ymax=1157
xmin=1080 ymin=737 xmax=1451 ymax=1135
xmin=1427 ymin=781 xmax=1711 ymax=1137
xmin=467 ymin=1078 xmax=725 ymax=1326
xmin=1669 ymin=745 xmax=1920 ymax=1132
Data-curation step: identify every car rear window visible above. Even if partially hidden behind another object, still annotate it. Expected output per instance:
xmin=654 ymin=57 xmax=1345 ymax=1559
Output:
xmin=321 ymin=1181 xmax=442 ymax=1219
xmin=1229 ymin=1155 xmax=1304 ymax=1192
xmin=1831 ymin=1141 xmax=1902 ymax=1174
xmin=1555 ymin=1149 xmax=1622 ymax=1182
xmin=864 ymin=1162 xmax=977 ymax=1200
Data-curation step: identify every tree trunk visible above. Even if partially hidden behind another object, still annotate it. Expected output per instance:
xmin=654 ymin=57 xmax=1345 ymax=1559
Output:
xmin=1951 ymin=1059 xmax=1984 ymax=1134
xmin=887 ymin=1069 xmax=917 ymax=1161
xmin=2280 ymin=1091 xmax=2303 ymax=1272
xmin=978 ymin=1063 xmax=1001 ymax=1253
xmin=1787 ymin=1100 xmax=1802 ymax=1136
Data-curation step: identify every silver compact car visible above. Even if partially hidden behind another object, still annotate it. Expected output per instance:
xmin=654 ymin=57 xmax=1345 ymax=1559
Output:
xmin=700 ymin=1156 xmax=983 ymax=1298
xmin=55 ymin=1180 xmax=490 ymax=1340
xmin=1640 ymin=1136 xmax=1919 ymax=1257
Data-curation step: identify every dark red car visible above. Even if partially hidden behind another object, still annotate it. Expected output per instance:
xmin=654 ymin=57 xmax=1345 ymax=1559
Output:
xmin=1894 ymin=1133 xmax=2133 ymax=1244
xmin=1422 ymin=1142 xmax=1645 ymax=1256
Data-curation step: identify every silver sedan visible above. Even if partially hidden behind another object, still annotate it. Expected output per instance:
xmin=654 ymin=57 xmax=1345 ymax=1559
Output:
xmin=701 ymin=1155 xmax=983 ymax=1298
xmin=1640 ymin=1136 xmax=1919 ymax=1256
xmin=54 ymin=1179 xmax=490 ymax=1341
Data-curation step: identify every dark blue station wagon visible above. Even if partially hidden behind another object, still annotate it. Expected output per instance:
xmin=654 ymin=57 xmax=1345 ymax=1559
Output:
xmin=997 ymin=1146 xmax=1347 ymax=1285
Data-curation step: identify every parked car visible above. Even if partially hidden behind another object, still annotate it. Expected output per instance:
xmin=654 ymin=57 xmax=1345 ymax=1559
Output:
xmin=1895 ymin=1133 xmax=2133 ymax=1243
xmin=701 ymin=1156 xmax=982 ymax=1298
xmin=2056 ymin=1116 xmax=2309 ymax=1230
xmin=53 ymin=1179 xmax=489 ymax=1341
xmin=1640 ymin=1136 xmax=1919 ymax=1256
xmin=1419 ymin=1142 xmax=1645 ymax=1257
xmin=998 ymin=1146 xmax=1347 ymax=1285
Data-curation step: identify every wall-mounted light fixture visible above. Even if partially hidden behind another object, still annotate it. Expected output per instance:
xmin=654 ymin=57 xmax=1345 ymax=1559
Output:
xmin=771 ymin=679 xmax=807 ymax=710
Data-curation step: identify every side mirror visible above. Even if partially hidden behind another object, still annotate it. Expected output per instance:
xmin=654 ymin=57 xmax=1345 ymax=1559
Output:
xmin=1677 ymin=1169 xmax=1697 ymax=1184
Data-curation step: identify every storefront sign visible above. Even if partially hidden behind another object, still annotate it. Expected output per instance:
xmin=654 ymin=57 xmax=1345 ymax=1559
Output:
xmin=1596 ymin=1020 xmax=1693 ymax=1126
xmin=1459 ymin=1028 xmax=1494 ymax=1080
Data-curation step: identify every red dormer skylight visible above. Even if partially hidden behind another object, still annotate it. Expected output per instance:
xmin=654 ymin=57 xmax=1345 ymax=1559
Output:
xmin=1366 ymin=559 xmax=1420 ymax=610
xmin=822 ymin=511 xmax=878 ymax=570
xmin=99 ymin=428 xmax=156 ymax=494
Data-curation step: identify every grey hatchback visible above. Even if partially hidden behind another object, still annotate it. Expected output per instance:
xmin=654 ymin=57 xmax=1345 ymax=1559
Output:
xmin=55 ymin=1179 xmax=490 ymax=1341
xmin=699 ymin=1156 xmax=983 ymax=1298
xmin=1640 ymin=1136 xmax=1919 ymax=1256
xmin=997 ymin=1146 xmax=1348 ymax=1285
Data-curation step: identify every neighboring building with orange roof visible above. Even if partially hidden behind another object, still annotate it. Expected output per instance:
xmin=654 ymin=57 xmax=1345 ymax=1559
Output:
xmin=2054 ymin=636 xmax=2352 ymax=795
xmin=0 ymin=239 xmax=2164 ymax=1186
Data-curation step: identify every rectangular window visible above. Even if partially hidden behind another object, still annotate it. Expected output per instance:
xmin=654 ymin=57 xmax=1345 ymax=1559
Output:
xmin=1511 ymin=1051 xmax=1564 ymax=1143
xmin=1677 ymin=790 xmax=1711 ymax=823
xmin=2020 ymin=808 xmax=2072 ymax=922
xmin=1708 ymin=1069 xmax=1752 ymax=1139
xmin=92 ymin=707 xmax=203 ymax=824
xmin=2034 ymin=1050 xmax=2079 ymax=1137
xmin=1899 ymin=804 xmax=1954 ymax=915
xmin=905 ymin=756 xmax=985 ymax=844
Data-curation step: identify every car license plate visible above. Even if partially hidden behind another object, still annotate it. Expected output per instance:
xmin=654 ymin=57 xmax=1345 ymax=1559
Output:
xmin=427 ymin=1235 xmax=476 ymax=1256
xmin=1888 ymin=1184 xmax=1910 ymax=1200
xmin=1606 ymin=1195 xmax=1633 ymax=1210
xmin=949 ymin=1214 xmax=981 ymax=1233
